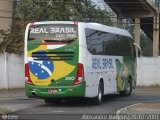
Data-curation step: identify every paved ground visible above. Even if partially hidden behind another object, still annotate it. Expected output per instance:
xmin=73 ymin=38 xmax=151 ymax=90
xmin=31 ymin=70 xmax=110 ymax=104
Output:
xmin=0 ymin=87 xmax=160 ymax=120
xmin=0 ymin=88 xmax=25 ymax=98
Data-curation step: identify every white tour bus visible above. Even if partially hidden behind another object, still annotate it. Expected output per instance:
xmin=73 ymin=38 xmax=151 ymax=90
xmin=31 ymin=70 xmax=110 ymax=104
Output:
xmin=25 ymin=21 xmax=138 ymax=105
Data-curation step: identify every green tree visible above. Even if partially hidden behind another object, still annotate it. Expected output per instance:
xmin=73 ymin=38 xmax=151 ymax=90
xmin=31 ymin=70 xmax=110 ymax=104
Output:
xmin=16 ymin=0 xmax=111 ymax=25
xmin=0 ymin=0 xmax=112 ymax=54
xmin=0 ymin=18 xmax=24 ymax=54
xmin=0 ymin=25 xmax=23 ymax=54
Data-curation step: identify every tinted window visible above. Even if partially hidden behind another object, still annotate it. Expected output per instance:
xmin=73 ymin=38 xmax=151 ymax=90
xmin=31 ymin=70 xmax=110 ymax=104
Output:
xmin=85 ymin=28 xmax=115 ymax=55
xmin=86 ymin=28 xmax=104 ymax=55
xmin=85 ymin=28 xmax=133 ymax=56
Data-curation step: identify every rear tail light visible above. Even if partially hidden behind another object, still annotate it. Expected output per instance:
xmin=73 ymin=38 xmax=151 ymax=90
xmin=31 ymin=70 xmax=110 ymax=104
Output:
xmin=73 ymin=63 xmax=84 ymax=85
xmin=25 ymin=63 xmax=33 ymax=85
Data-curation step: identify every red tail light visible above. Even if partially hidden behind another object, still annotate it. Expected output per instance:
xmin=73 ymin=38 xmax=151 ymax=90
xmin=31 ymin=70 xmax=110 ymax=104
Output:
xmin=73 ymin=63 xmax=84 ymax=85
xmin=25 ymin=63 xmax=33 ymax=85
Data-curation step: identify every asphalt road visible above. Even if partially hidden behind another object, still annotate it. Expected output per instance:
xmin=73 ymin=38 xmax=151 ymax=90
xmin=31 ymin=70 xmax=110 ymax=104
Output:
xmin=0 ymin=87 xmax=160 ymax=120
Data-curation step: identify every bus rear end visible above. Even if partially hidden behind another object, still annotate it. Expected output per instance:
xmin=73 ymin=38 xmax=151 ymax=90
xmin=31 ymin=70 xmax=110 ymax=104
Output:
xmin=25 ymin=22 xmax=85 ymax=100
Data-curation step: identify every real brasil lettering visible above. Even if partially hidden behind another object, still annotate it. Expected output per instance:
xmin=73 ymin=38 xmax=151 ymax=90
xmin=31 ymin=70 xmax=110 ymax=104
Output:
xmin=30 ymin=27 xmax=77 ymax=34
xmin=92 ymin=58 xmax=114 ymax=70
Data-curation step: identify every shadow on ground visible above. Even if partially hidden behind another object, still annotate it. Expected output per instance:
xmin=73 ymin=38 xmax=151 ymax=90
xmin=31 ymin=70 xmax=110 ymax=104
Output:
xmin=38 ymin=94 xmax=122 ymax=107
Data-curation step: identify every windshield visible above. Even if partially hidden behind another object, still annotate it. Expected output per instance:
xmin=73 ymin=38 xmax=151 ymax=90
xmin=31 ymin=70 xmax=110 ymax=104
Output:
xmin=28 ymin=24 xmax=78 ymax=42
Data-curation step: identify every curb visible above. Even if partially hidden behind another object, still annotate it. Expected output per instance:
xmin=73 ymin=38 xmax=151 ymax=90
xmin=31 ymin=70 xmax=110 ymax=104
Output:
xmin=116 ymin=103 xmax=142 ymax=114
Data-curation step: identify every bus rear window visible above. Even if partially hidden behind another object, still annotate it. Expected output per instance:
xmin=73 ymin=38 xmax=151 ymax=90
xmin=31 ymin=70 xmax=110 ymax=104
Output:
xmin=28 ymin=24 xmax=78 ymax=42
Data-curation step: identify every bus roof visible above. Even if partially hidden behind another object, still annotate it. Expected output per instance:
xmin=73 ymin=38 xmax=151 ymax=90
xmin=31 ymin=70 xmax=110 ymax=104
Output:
xmin=28 ymin=21 xmax=132 ymax=38
xmin=86 ymin=22 xmax=132 ymax=38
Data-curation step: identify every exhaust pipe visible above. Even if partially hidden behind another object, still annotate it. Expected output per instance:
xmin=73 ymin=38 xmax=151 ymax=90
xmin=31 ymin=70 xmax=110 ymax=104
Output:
xmin=31 ymin=91 xmax=37 ymax=96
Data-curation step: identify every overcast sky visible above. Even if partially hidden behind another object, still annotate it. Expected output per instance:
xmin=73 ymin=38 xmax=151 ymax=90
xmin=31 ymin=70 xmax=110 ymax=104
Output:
xmin=92 ymin=0 xmax=106 ymax=9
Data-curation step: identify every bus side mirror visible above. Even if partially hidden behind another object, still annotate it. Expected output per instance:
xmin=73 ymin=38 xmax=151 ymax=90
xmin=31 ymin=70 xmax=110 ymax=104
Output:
xmin=133 ymin=43 xmax=142 ymax=57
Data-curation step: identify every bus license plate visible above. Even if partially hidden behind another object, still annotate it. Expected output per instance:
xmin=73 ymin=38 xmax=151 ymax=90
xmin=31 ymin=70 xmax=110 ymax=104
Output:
xmin=48 ymin=88 xmax=58 ymax=93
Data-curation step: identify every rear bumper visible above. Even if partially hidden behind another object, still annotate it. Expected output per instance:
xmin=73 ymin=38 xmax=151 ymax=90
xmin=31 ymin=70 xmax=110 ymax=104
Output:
xmin=25 ymin=82 xmax=86 ymax=99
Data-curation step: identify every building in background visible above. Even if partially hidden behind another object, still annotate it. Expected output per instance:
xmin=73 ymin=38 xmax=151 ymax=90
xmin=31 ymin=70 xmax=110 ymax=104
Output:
xmin=0 ymin=0 xmax=15 ymax=31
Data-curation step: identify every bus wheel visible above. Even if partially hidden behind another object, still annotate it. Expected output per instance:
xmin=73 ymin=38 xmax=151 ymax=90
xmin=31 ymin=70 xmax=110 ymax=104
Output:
xmin=93 ymin=82 xmax=103 ymax=105
xmin=119 ymin=80 xmax=132 ymax=96
xmin=44 ymin=99 xmax=61 ymax=104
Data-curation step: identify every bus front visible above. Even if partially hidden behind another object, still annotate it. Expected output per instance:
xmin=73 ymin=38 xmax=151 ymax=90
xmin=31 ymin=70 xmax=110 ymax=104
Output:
xmin=25 ymin=22 xmax=85 ymax=101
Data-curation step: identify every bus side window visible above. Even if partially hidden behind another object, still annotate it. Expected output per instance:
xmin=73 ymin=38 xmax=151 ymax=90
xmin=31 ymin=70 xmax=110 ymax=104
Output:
xmin=111 ymin=35 xmax=131 ymax=56
xmin=103 ymin=33 xmax=116 ymax=55
xmin=85 ymin=28 xmax=103 ymax=55
xmin=85 ymin=28 xmax=133 ymax=57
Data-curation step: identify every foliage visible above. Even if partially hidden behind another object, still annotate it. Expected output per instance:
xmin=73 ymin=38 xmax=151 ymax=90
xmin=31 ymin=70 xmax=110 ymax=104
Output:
xmin=0 ymin=25 xmax=24 ymax=54
xmin=16 ymin=0 xmax=111 ymax=25
xmin=0 ymin=0 xmax=112 ymax=54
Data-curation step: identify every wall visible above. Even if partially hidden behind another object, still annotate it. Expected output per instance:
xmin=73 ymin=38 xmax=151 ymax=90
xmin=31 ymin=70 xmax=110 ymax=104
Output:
xmin=0 ymin=53 xmax=160 ymax=89
xmin=7 ymin=54 xmax=24 ymax=88
xmin=0 ymin=0 xmax=14 ymax=44
xmin=0 ymin=53 xmax=24 ymax=89
xmin=0 ymin=0 xmax=13 ymax=31
xmin=0 ymin=54 xmax=5 ymax=89
xmin=137 ymin=57 xmax=160 ymax=86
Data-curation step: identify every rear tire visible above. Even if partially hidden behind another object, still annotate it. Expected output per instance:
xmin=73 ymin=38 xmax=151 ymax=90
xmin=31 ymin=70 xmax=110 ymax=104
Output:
xmin=93 ymin=82 xmax=103 ymax=105
xmin=119 ymin=80 xmax=132 ymax=96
